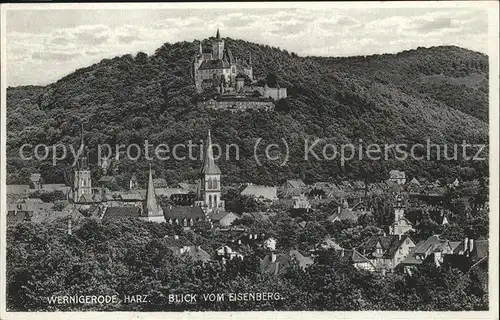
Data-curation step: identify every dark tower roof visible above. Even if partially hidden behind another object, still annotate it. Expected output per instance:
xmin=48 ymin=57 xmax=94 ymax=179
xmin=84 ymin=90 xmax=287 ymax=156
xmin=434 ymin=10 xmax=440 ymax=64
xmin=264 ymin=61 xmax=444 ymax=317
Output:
xmin=201 ymin=130 xmax=221 ymax=175
xmin=216 ymin=28 xmax=221 ymax=40
xmin=77 ymin=123 xmax=89 ymax=170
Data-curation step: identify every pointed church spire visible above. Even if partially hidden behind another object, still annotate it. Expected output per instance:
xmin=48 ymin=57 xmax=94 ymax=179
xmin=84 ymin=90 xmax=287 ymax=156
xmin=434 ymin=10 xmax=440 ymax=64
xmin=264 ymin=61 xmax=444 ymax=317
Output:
xmin=201 ymin=130 xmax=221 ymax=175
xmin=199 ymin=41 xmax=203 ymax=55
xmin=78 ymin=122 xmax=88 ymax=170
xmin=216 ymin=28 xmax=221 ymax=40
xmin=144 ymin=164 xmax=159 ymax=216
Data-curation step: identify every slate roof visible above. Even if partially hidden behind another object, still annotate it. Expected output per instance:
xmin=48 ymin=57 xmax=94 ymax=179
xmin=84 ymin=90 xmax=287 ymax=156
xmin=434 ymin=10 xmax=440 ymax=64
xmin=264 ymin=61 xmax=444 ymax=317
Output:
xmin=471 ymin=240 xmax=489 ymax=261
xmin=199 ymin=59 xmax=230 ymax=70
xmin=285 ymin=179 xmax=306 ymax=189
xmin=327 ymin=208 xmax=359 ymax=222
xmin=162 ymin=206 xmax=206 ymax=220
xmin=102 ymin=206 xmax=141 ymax=219
xmin=209 ymin=211 xmax=237 ymax=221
xmin=98 ymin=176 xmax=115 ymax=183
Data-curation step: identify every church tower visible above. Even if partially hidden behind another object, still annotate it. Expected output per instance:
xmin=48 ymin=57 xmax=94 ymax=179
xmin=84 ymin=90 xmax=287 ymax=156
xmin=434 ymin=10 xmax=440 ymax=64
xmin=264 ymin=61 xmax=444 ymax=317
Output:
xmin=199 ymin=130 xmax=224 ymax=212
xmin=142 ymin=165 xmax=165 ymax=222
xmin=212 ymin=28 xmax=224 ymax=60
xmin=73 ymin=124 xmax=92 ymax=203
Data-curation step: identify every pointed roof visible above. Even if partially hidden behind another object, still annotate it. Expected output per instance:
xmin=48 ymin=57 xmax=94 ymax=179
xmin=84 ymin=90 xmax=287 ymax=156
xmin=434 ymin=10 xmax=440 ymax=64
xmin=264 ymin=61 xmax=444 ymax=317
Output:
xmin=144 ymin=165 xmax=160 ymax=216
xmin=201 ymin=130 xmax=221 ymax=175
xmin=216 ymin=28 xmax=221 ymax=40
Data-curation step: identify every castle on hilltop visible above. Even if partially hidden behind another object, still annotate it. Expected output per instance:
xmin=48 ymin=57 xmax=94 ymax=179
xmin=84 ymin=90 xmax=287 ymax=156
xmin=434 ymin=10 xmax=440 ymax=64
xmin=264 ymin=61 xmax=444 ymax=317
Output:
xmin=193 ymin=29 xmax=287 ymax=111
xmin=193 ymin=29 xmax=253 ymax=93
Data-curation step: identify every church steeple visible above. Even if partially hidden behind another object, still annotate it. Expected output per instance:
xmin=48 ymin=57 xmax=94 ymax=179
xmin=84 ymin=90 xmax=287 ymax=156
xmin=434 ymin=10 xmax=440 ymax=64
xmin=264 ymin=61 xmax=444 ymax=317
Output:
xmin=144 ymin=164 xmax=160 ymax=217
xmin=198 ymin=130 xmax=224 ymax=212
xmin=216 ymin=28 xmax=221 ymax=40
xmin=77 ymin=123 xmax=89 ymax=170
xmin=73 ymin=122 xmax=91 ymax=203
xmin=201 ymin=129 xmax=221 ymax=175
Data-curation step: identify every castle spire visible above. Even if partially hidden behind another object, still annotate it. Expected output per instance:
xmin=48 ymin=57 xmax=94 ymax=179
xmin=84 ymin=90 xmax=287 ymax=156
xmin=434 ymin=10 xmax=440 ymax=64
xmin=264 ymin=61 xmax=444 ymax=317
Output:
xmin=201 ymin=130 xmax=221 ymax=175
xmin=144 ymin=164 xmax=159 ymax=216
xmin=216 ymin=28 xmax=221 ymax=40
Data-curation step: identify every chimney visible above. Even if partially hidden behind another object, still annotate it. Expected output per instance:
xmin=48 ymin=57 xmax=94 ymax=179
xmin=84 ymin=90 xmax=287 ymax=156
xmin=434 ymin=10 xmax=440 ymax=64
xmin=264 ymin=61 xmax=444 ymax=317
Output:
xmin=271 ymin=253 xmax=277 ymax=263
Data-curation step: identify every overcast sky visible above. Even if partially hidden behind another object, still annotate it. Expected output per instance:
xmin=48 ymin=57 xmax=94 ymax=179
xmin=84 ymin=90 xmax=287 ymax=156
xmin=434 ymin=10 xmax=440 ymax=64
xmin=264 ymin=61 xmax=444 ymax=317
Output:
xmin=5 ymin=6 xmax=489 ymax=87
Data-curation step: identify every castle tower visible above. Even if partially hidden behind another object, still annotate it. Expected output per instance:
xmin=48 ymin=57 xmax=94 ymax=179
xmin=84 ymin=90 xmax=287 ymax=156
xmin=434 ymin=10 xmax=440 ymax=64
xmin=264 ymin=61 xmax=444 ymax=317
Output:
xmin=73 ymin=124 xmax=92 ymax=203
xmin=212 ymin=28 xmax=224 ymax=60
xmin=199 ymin=130 xmax=224 ymax=212
xmin=142 ymin=165 xmax=164 ymax=222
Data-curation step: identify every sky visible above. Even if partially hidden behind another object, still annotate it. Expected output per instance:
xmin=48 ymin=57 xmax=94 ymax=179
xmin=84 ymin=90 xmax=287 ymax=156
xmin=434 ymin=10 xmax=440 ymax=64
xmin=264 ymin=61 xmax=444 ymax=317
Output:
xmin=4 ymin=5 xmax=490 ymax=87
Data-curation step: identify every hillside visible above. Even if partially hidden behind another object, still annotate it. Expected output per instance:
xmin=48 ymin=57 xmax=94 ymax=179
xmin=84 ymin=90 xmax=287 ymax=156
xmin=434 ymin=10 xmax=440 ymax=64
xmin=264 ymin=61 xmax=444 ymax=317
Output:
xmin=6 ymin=38 xmax=489 ymax=186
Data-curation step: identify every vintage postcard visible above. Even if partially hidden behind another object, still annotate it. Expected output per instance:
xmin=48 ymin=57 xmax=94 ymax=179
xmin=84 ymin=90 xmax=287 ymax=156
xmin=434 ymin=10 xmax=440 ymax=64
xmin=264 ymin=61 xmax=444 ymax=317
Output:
xmin=0 ymin=2 xmax=498 ymax=319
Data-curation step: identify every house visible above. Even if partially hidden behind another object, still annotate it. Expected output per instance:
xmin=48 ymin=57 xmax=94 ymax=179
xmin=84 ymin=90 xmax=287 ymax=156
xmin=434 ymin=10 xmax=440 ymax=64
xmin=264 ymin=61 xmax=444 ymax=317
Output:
xmin=209 ymin=211 xmax=239 ymax=227
xmin=400 ymin=235 xmax=454 ymax=274
xmin=342 ymin=249 xmax=377 ymax=272
xmin=163 ymin=206 xmax=207 ymax=227
xmin=260 ymin=250 xmax=313 ymax=275
xmin=163 ymin=235 xmax=212 ymax=262
xmin=97 ymin=176 xmax=116 ymax=188
xmin=239 ymin=184 xmax=278 ymax=201
xmin=358 ymin=234 xmax=416 ymax=272
xmin=443 ymin=238 xmax=488 ymax=273
xmin=292 ymin=194 xmax=311 ymax=210
xmin=388 ymin=170 xmax=406 ymax=185
xmin=216 ymin=245 xmax=244 ymax=261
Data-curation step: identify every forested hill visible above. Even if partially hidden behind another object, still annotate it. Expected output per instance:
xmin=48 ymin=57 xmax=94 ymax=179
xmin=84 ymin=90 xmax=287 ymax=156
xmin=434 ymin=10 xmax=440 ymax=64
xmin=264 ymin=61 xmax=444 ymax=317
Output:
xmin=6 ymin=38 xmax=489 ymax=186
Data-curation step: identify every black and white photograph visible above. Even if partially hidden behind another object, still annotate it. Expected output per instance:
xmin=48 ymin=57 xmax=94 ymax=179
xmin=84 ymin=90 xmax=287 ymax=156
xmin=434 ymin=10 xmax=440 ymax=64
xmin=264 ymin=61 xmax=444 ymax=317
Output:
xmin=0 ymin=2 xmax=498 ymax=318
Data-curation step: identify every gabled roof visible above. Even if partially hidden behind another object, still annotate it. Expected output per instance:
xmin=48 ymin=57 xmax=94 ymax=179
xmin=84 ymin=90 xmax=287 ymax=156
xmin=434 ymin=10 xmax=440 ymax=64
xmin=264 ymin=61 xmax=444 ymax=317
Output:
xmin=327 ymin=208 xmax=359 ymax=222
xmin=285 ymin=179 xmax=306 ymax=189
xmin=98 ymin=176 xmax=115 ymax=183
xmin=163 ymin=206 xmax=206 ymax=220
xmin=103 ymin=206 xmax=141 ymax=219
xmin=209 ymin=211 xmax=237 ymax=221
xmin=359 ymin=235 xmax=413 ymax=259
